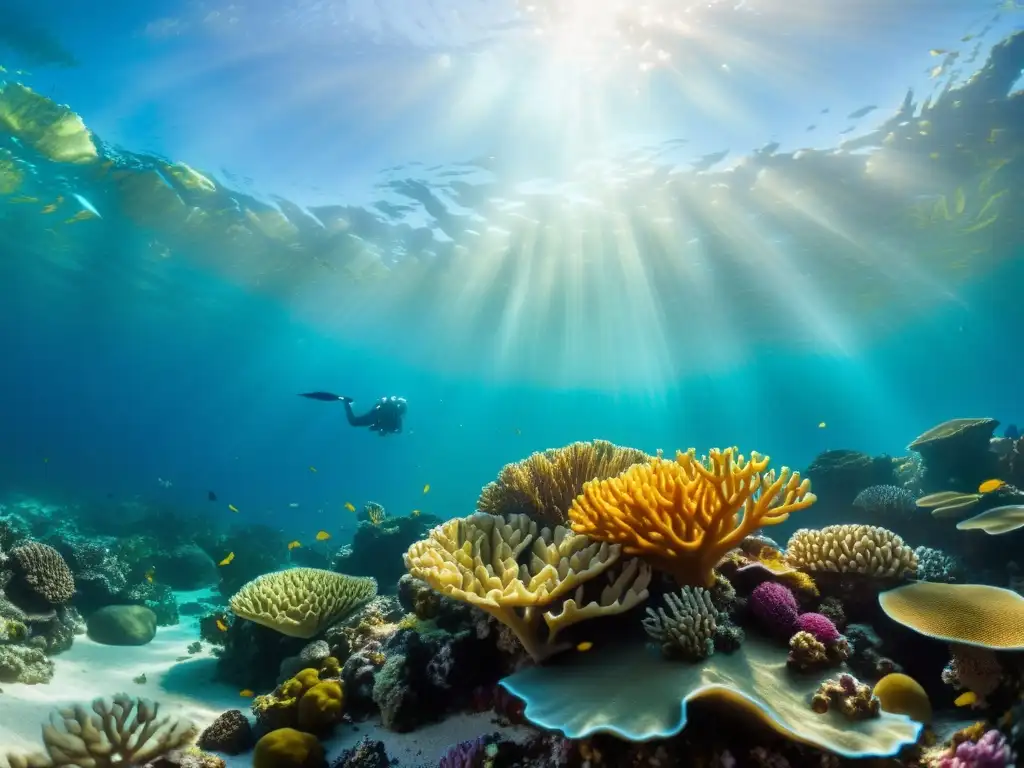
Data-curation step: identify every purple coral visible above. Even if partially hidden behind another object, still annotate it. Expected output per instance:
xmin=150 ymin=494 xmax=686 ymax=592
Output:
xmin=749 ymin=581 xmax=799 ymax=635
xmin=938 ymin=729 xmax=1014 ymax=768
xmin=439 ymin=734 xmax=491 ymax=768
xmin=796 ymin=612 xmax=841 ymax=644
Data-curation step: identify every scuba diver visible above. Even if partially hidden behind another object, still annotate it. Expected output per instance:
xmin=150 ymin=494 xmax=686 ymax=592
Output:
xmin=299 ymin=391 xmax=407 ymax=436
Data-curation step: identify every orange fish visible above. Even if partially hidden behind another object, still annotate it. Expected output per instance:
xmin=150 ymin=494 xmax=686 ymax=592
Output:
xmin=239 ymin=688 xmax=254 ymax=697
xmin=315 ymin=530 xmax=331 ymax=541
xmin=978 ymin=479 xmax=1005 ymax=493
xmin=576 ymin=641 xmax=594 ymax=652
xmin=344 ymin=502 xmax=356 ymax=512
xmin=144 ymin=567 xmax=155 ymax=584
xmin=216 ymin=619 xmax=229 ymax=632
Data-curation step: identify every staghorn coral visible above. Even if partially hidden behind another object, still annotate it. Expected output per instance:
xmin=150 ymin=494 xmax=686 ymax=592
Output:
xmin=786 ymin=524 xmax=917 ymax=578
xmin=6 ymin=542 xmax=75 ymax=607
xmin=404 ymin=512 xmax=651 ymax=662
xmin=569 ymin=447 xmax=815 ymax=587
xmin=641 ymin=586 xmax=721 ymax=661
xmin=4 ymin=695 xmax=196 ymax=767
xmin=812 ymin=674 xmax=880 ymax=720
xmin=477 ymin=439 xmax=651 ymax=526
xmin=229 ymin=568 xmax=377 ymax=639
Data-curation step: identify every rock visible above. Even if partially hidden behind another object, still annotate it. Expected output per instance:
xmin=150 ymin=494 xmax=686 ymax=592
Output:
xmin=198 ymin=709 xmax=253 ymax=755
xmin=86 ymin=605 xmax=157 ymax=646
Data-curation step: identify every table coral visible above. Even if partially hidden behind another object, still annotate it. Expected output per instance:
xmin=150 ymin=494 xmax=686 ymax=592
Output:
xmin=569 ymin=447 xmax=815 ymax=587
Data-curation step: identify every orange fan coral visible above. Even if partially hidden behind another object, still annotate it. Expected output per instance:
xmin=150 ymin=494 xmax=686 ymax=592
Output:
xmin=568 ymin=448 xmax=816 ymax=587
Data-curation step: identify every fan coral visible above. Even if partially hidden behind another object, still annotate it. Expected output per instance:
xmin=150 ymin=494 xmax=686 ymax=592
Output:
xmin=786 ymin=524 xmax=918 ymax=578
xmin=569 ymin=447 xmax=816 ymax=587
xmin=404 ymin=512 xmax=651 ymax=662
xmin=7 ymin=542 xmax=75 ymax=606
xmin=478 ymin=439 xmax=650 ymax=526
xmin=796 ymin=612 xmax=841 ymax=644
xmin=229 ymin=568 xmax=377 ymax=639
xmin=749 ymin=581 xmax=800 ymax=636
xmin=853 ymin=485 xmax=917 ymax=516
xmin=641 ymin=586 xmax=721 ymax=661
xmin=812 ymin=674 xmax=881 ymax=720
xmin=4 ymin=694 xmax=196 ymax=767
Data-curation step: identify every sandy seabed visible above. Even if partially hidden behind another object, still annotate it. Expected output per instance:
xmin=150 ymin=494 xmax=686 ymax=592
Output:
xmin=0 ymin=590 xmax=528 ymax=766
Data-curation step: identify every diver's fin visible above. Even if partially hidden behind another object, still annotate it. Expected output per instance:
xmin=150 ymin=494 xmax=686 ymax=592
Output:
xmin=299 ymin=391 xmax=352 ymax=402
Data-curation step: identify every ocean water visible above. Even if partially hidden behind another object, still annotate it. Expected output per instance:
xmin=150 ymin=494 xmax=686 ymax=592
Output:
xmin=0 ymin=0 xmax=1023 ymax=764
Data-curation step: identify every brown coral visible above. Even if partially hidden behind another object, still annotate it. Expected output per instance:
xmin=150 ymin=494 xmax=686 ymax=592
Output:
xmin=569 ymin=448 xmax=816 ymax=587
xmin=787 ymin=631 xmax=828 ymax=671
xmin=197 ymin=710 xmax=252 ymax=755
xmin=813 ymin=674 xmax=881 ymax=720
xmin=8 ymin=542 xmax=75 ymax=606
xmin=477 ymin=440 xmax=651 ymax=525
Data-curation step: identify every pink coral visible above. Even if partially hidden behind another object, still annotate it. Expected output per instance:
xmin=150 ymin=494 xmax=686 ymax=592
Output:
xmin=749 ymin=582 xmax=799 ymax=636
xmin=937 ymin=729 xmax=1014 ymax=768
xmin=796 ymin=612 xmax=841 ymax=644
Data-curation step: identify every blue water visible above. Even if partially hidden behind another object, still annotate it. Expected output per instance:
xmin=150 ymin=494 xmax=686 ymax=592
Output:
xmin=1 ymin=0 xmax=1022 ymax=545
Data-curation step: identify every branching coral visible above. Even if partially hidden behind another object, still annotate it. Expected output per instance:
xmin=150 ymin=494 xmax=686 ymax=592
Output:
xmin=404 ymin=512 xmax=651 ymax=662
xmin=641 ymin=586 xmax=721 ymax=661
xmin=786 ymin=524 xmax=917 ymax=578
xmin=569 ymin=448 xmax=815 ymax=587
xmin=477 ymin=440 xmax=651 ymax=526
xmin=5 ymin=694 xmax=196 ymax=767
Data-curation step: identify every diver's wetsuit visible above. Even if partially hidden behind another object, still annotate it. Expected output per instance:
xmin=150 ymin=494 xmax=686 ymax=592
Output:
xmin=344 ymin=397 xmax=406 ymax=435
xmin=298 ymin=391 xmax=406 ymax=436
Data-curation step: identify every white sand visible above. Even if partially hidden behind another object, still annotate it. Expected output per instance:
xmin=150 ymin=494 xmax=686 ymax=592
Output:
xmin=0 ymin=590 xmax=531 ymax=766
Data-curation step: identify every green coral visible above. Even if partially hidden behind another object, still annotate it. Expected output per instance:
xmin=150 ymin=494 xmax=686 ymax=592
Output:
xmin=253 ymin=667 xmax=343 ymax=733
xmin=1 ymin=618 xmax=28 ymax=643
xmin=297 ymin=680 xmax=343 ymax=732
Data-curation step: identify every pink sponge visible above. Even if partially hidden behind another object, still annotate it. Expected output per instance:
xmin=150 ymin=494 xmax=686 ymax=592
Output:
xmin=796 ymin=612 xmax=841 ymax=644
xmin=749 ymin=581 xmax=799 ymax=635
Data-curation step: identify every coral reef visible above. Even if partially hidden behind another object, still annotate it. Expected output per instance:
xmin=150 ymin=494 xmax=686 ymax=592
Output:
xmin=569 ymin=447 xmax=815 ymax=587
xmin=332 ymin=514 xmax=440 ymax=591
xmin=805 ymin=450 xmax=897 ymax=510
xmin=0 ymin=643 xmax=54 ymax=683
xmin=811 ymin=674 xmax=881 ymax=720
xmin=477 ymin=440 xmax=651 ymax=526
xmin=641 ymin=586 xmax=721 ymax=661
xmin=3 ymin=542 xmax=75 ymax=611
xmin=786 ymin=525 xmax=918 ymax=578
xmin=852 ymin=485 xmax=917 ymax=517
xmin=907 ymin=417 xmax=1000 ymax=493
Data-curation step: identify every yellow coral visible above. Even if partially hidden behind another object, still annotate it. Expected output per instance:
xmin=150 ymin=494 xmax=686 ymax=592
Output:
xmin=878 ymin=582 xmax=1024 ymax=650
xmin=297 ymin=680 xmax=343 ymax=732
xmin=753 ymin=546 xmax=819 ymax=596
xmin=786 ymin=525 xmax=917 ymax=578
xmin=252 ymin=728 xmax=324 ymax=768
xmin=404 ymin=512 xmax=651 ymax=661
xmin=569 ymin=448 xmax=816 ymax=587
xmin=478 ymin=440 xmax=651 ymax=525
xmin=293 ymin=668 xmax=320 ymax=691
xmin=872 ymin=673 xmax=932 ymax=724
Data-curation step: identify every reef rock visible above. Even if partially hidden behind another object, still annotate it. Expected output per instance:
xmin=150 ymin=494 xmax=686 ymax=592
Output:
xmin=86 ymin=605 xmax=158 ymax=646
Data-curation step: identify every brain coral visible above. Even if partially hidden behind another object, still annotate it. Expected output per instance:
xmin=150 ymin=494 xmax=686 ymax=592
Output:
xmin=796 ymin=612 xmax=841 ymax=644
xmin=786 ymin=525 xmax=917 ymax=578
xmin=7 ymin=542 xmax=75 ymax=606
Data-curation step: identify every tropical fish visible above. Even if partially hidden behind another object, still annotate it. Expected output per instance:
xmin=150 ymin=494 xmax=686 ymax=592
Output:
xmin=423 ymin=484 xmax=431 ymax=494
xmin=218 ymin=552 xmax=235 ymax=566
xmin=344 ymin=502 xmax=356 ymax=512
xmin=239 ymin=689 xmax=254 ymax=697
xmin=315 ymin=530 xmax=331 ymax=541
xmin=287 ymin=540 xmax=302 ymax=550
xmin=411 ymin=510 xmax=421 ymax=517
xmin=978 ymin=479 xmax=1005 ymax=493
xmin=309 ymin=466 xmax=317 ymax=473
xmin=929 ymin=49 xmax=948 ymax=56
xmin=818 ymin=422 xmax=827 ymax=429
xmin=954 ymin=691 xmax=977 ymax=707
xmin=144 ymin=567 xmax=155 ymax=583
xmin=216 ymin=619 xmax=229 ymax=632
xmin=576 ymin=641 xmax=594 ymax=652
xmin=40 ymin=203 xmax=57 ymax=214
xmin=228 ymin=504 xmax=239 ymax=513
xmin=64 ymin=209 xmax=97 ymax=224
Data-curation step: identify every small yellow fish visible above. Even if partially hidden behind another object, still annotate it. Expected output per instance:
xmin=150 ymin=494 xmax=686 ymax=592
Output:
xmin=309 ymin=466 xmax=317 ymax=473
xmin=287 ymin=540 xmax=302 ymax=550
xmin=9 ymin=195 xmax=39 ymax=204
xmin=144 ymin=567 xmax=156 ymax=583
xmin=344 ymin=502 xmax=356 ymax=512
xmin=954 ymin=691 xmax=977 ymax=707
xmin=818 ymin=422 xmax=827 ymax=429
xmin=41 ymin=204 xmax=57 ymax=214
xmin=218 ymin=552 xmax=235 ymax=566
xmin=576 ymin=641 xmax=594 ymax=652
xmin=239 ymin=688 xmax=254 ymax=697
xmin=929 ymin=49 xmax=948 ymax=56
xmin=64 ymin=209 xmax=97 ymax=224
xmin=216 ymin=619 xmax=229 ymax=632
xmin=228 ymin=504 xmax=239 ymax=513
xmin=423 ymin=484 xmax=431 ymax=494
xmin=978 ymin=479 xmax=1005 ymax=493
xmin=411 ymin=509 xmax=421 ymax=517
xmin=315 ymin=530 xmax=331 ymax=541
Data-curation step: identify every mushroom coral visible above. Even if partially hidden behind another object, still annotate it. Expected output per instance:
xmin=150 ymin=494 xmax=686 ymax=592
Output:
xmin=569 ymin=447 xmax=815 ymax=587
